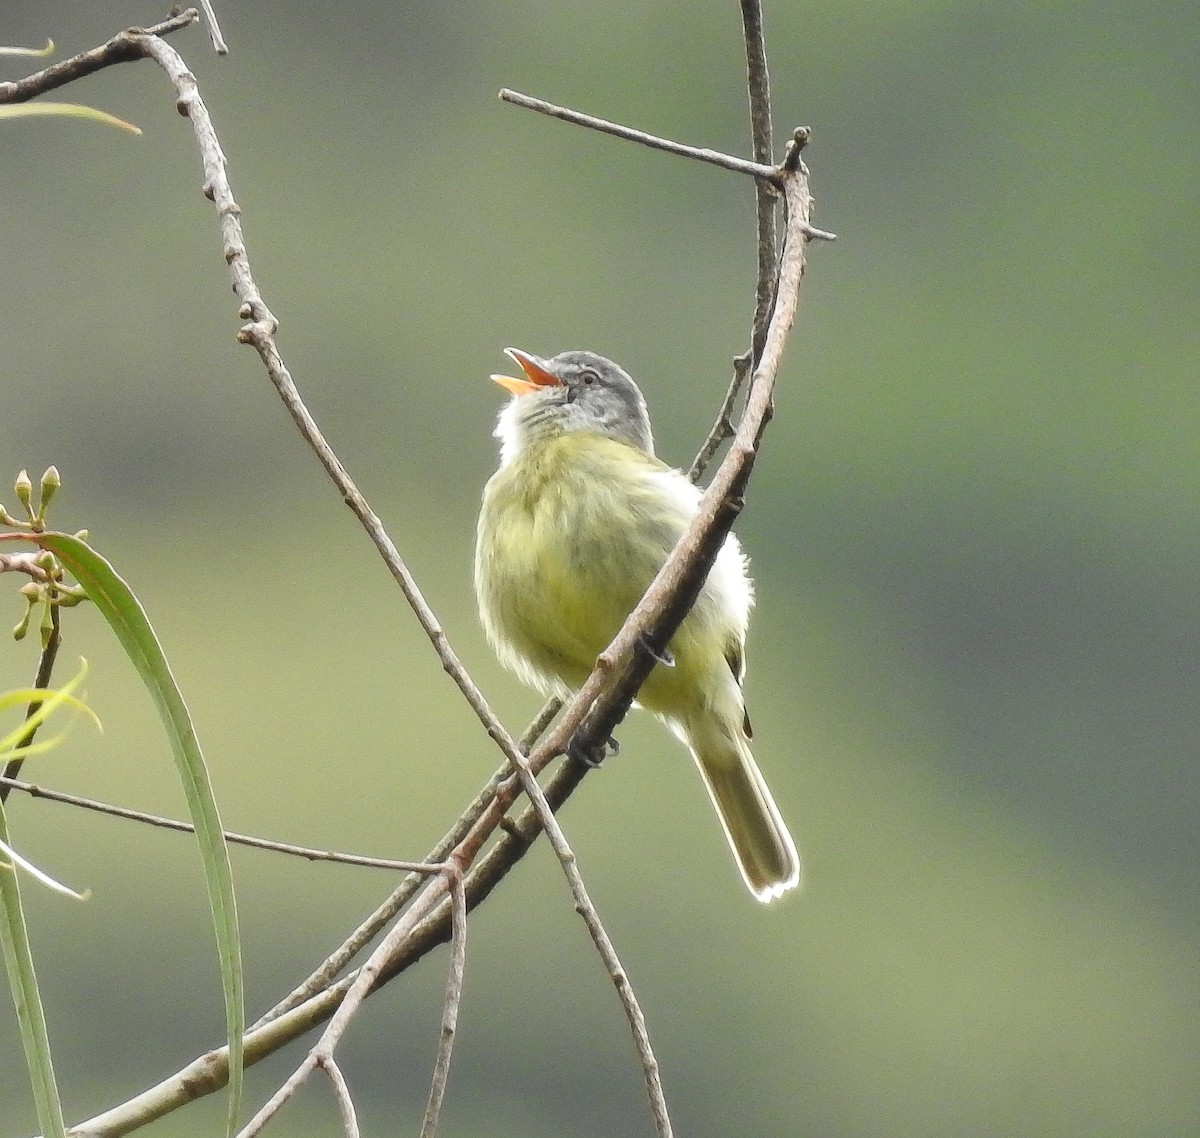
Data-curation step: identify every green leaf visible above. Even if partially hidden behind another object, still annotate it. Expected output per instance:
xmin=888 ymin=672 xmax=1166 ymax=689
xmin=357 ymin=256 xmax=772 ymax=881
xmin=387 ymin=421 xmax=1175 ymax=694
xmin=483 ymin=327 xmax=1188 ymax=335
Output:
xmin=0 ymin=103 xmax=142 ymax=134
xmin=30 ymin=531 xmax=244 ymax=1135
xmin=0 ymin=801 xmax=68 ymax=1137
xmin=0 ymin=38 xmax=55 ymax=58
xmin=0 ymin=666 xmax=90 ymax=1138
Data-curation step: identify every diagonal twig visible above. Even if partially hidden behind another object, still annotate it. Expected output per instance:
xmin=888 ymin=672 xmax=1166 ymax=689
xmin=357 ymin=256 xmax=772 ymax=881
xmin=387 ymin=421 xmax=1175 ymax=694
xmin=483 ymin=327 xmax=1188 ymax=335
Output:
xmin=0 ymin=775 xmax=447 ymax=872
xmin=195 ymin=0 xmax=229 ymax=55
xmin=689 ymin=0 xmax=779 ymax=484
xmin=420 ymin=864 xmax=467 ymax=1138
xmin=520 ymin=131 xmax=819 ymax=798
xmin=319 ymin=1056 xmax=359 ymax=1138
xmin=128 ymin=27 xmax=667 ymax=1136
xmin=74 ymin=86 xmax=822 ymax=1138
xmin=499 ymin=88 xmax=780 ymax=182
xmin=7 ymin=12 xmax=828 ymax=1138
xmin=0 ymin=9 xmax=198 ymax=104
xmin=234 ymin=867 xmax=456 ymax=1137
xmin=740 ymin=0 xmax=780 ymax=362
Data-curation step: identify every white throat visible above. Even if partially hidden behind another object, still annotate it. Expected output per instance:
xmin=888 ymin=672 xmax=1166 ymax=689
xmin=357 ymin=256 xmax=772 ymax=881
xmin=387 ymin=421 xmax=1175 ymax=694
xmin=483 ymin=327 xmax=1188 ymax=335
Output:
xmin=493 ymin=397 xmax=527 ymax=468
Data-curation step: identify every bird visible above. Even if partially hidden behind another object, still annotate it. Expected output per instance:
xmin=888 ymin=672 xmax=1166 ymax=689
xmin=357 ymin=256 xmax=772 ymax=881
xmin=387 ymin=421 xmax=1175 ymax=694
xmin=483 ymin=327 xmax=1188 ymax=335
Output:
xmin=474 ymin=347 xmax=800 ymax=902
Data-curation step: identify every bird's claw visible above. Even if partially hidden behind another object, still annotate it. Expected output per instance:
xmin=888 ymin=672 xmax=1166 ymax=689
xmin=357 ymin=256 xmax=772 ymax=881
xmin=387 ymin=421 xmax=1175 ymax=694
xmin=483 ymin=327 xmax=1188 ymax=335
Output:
xmin=567 ymin=734 xmax=621 ymax=768
xmin=637 ymin=634 xmax=675 ymax=668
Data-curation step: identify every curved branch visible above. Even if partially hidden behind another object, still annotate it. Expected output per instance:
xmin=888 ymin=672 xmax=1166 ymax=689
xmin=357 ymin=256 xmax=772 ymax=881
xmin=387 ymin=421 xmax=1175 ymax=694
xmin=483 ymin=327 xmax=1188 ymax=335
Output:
xmin=0 ymin=10 xmax=198 ymax=104
xmin=6 ymin=11 xmax=828 ymax=1138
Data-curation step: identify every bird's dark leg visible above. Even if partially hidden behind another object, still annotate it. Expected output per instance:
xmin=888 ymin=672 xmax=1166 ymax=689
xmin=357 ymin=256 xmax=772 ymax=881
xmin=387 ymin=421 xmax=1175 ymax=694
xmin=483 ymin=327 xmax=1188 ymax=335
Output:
xmin=567 ymin=733 xmax=621 ymax=768
xmin=567 ymin=737 xmax=606 ymax=768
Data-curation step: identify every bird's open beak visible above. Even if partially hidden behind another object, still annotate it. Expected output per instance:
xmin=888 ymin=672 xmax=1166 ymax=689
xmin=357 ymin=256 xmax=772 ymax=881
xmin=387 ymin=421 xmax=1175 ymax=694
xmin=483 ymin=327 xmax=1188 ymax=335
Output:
xmin=491 ymin=347 xmax=562 ymax=397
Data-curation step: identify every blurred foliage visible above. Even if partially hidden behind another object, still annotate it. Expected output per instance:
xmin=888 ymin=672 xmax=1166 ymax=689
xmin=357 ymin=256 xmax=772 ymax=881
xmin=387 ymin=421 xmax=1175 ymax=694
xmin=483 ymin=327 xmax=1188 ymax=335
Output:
xmin=1 ymin=1 xmax=1197 ymax=1136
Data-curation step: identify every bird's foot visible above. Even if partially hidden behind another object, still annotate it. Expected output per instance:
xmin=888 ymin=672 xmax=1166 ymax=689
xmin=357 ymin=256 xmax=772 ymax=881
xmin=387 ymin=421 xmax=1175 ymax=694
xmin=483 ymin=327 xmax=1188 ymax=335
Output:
xmin=567 ymin=734 xmax=621 ymax=769
xmin=637 ymin=634 xmax=675 ymax=668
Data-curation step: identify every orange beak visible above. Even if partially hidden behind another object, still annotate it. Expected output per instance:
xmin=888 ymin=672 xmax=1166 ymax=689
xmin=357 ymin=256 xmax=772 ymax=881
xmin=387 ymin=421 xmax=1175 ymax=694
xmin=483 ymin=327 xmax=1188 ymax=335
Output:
xmin=491 ymin=347 xmax=563 ymax=397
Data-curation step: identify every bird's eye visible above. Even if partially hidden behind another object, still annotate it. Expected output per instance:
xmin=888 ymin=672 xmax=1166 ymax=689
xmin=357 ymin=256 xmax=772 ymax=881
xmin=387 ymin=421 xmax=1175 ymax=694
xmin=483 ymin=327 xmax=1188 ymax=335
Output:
xmin=580 ymin=369 xmax=598 ymax=385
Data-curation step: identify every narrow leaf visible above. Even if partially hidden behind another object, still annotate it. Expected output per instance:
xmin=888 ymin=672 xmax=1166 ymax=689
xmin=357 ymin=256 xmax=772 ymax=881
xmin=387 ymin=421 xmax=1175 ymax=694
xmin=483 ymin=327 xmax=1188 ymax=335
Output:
xmin=0 ymin=38 xmax=55 ymax=58
xmin=0 ymin=665 xmax=91 ymax=1136
xmin=0 ymin=103 xmax=142 ymax=134
xmin=0 ymin=797 xmax=68 ymax=1138
xmin=0 ymin=834 xmax=90 ymax=900
xmin=29 ymin=532 xmax=244 ymax=1133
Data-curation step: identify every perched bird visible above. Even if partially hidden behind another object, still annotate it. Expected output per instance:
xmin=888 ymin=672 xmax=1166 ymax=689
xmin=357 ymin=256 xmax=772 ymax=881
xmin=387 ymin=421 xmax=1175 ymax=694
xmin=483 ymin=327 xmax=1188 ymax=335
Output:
xmin=475 ymin=348 xmax=800 ymax=902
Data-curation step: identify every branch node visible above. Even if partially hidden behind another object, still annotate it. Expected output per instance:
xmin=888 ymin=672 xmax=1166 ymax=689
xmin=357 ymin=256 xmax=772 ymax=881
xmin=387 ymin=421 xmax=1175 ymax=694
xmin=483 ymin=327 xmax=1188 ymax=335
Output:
xmin=801 ymin=223 xmax=837 ymax=242
xmin=781 ymin=126 xmax=811 ymax=173
xmin=498 ymin=814 xmax=520 ymax=837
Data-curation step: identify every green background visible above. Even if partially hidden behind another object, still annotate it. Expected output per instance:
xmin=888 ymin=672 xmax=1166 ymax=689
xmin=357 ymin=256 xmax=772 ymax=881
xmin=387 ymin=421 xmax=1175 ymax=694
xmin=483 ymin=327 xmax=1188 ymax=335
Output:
xmin=2 ymin=1 xmax=1197 ymax=1135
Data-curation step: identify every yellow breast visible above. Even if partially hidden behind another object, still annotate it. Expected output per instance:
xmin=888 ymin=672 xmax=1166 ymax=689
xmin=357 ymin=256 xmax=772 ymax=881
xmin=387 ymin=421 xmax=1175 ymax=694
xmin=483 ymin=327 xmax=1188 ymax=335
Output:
xmin=474 ymin=431 xmax=749 ymax=718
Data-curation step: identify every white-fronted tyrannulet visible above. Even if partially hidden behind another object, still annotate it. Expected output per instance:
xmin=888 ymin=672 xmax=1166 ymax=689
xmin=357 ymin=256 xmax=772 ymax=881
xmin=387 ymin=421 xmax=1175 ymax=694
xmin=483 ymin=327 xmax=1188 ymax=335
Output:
xmin=474 ymin=348 xmax=800 ymax=902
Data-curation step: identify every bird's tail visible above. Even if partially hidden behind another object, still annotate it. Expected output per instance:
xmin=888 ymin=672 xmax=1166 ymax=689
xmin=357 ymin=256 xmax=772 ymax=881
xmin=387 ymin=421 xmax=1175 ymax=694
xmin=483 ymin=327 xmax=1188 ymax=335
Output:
xmin=684 ymin=712 xmax=801 ymax=902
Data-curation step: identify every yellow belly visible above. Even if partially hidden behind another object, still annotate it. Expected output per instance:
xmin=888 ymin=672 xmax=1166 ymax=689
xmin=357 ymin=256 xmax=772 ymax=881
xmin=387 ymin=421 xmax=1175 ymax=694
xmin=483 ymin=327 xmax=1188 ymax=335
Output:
xmin=475 ymin=432 xmax=744 ymax=718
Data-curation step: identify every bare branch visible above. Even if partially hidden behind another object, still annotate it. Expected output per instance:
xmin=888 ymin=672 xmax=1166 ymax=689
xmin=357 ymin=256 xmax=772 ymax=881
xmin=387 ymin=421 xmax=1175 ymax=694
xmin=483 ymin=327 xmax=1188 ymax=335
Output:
xmin=740 ymin=0 xmax=780 ymax=362
xmin=499 ymin=88 xmax=780 ymax=182
xmin=688 ymin=354 xmax=748 ymax=480
xmin=487 ymin=744 xmax=675 ymax=1135
xmin=133 ymin=36 xmax=670 ymax=1132
xmin=420 ymin=866 xmax=467 ymax=1138
xmin=127 ymin=30 xmax=527 ymax=807
xmin=688 ymin=1 xmax=780 ymax=485
xmin=66 ymin=757 xmax=594 ymax=1135
xmin=235 ymin=871 xmax=455 ymax=1137
xmin=0 ymin=10 xmax=198 ymax=104
xmin=249 ymin=695 xmax=563 ymax=1034
xmin=4 ymin=11 xmax=827 ymax=1137
xmin=195 ymin=0 xmax=229 ymax=55
xmin=536 ymin=159 xmax=818 ymax=777
xmin=0 ymin=552 xmax=51 ymax=582
xmin=322 ymin=1058 xmax=360 ymax=1138
xmin=0 ymin=775 xmax=445 ymax=872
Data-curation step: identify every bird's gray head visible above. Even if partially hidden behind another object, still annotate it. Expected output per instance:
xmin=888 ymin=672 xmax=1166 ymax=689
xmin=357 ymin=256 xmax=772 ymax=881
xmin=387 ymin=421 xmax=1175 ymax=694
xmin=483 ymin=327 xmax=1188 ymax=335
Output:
xmin=491 ymin=348 xmax=655 ymax=465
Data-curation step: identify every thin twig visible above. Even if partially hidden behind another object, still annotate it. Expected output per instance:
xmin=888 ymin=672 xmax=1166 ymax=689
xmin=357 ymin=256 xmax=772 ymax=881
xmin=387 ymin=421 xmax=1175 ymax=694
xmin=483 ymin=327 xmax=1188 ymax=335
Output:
xmin=144 ymin=34 xmax=663 ymax=1133
xmin=0 ymin=604 xmax=61 ymax=800
xmin=7 ymin=16 xmax=825 ymax=1138
xmin=132 ymin=28 xmax=526 ymax=800
xmin=0 ymin=10 xmax=199 ymax=104
xmin=530 ymin=157 xmax=818 ymax=788
xmin=67 ymin=757 xmax=593 ymax=1136
xmin=248 ymin=701 xmax=560 ymax=1033
xmin=687 ymin=1 xmax=778 ymax=485
xmin=0 ymin=775 xmax=444 ymax=872
xmin=420 ymin=864 xmax=467 ymax=1138
xmin=499 ymin=88 xmax=781 ymax=183
xmin=688 ymin=356 xmax=747 ymax=480
xmin=235 ymin=871 xmax=455 ymax=1138
xmin=319 ymin=1056 xmax=360 ymax=1138
xmin=0 ymin=552 xmax=51 ymax=583
xmin=740 ymin=0 xmax=780 ymax=363
xmin=195 ymin=0 xmax=228 ymax=54
xmin=487 ymin=741 xmax=675 ymax=1135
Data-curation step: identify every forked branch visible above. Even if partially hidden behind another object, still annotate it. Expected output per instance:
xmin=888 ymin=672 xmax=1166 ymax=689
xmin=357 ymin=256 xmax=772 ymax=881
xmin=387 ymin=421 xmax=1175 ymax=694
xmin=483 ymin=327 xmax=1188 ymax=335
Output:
xmin=4 ymin=5 xmax=828 ymax=1137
